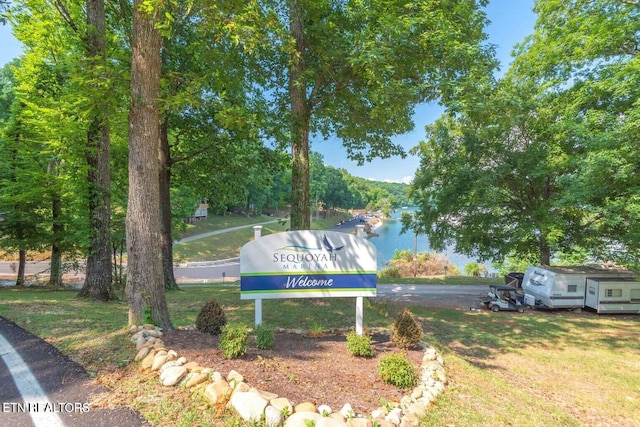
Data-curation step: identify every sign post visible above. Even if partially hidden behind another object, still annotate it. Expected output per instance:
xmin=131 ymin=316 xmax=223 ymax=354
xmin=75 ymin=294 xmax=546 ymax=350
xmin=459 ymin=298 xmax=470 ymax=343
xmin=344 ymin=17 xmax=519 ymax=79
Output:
xmin=240 ymin=228 xmax=377 ymax=334
xmin=355 ymin=224 xmax=366 ymax=334
xmin=252 ymin=226 xmax=263 ymax=325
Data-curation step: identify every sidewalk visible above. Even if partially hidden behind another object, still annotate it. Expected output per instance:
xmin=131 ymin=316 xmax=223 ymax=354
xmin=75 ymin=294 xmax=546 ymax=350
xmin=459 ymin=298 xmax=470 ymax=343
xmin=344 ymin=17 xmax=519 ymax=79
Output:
xmin=174 ymin=219 xmax=280 ymax=244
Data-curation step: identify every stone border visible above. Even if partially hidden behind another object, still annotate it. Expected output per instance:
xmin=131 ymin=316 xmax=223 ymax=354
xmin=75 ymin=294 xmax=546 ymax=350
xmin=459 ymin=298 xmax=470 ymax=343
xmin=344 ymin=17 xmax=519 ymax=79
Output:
xmin=129 ymin=325 xmax=447 ymax=427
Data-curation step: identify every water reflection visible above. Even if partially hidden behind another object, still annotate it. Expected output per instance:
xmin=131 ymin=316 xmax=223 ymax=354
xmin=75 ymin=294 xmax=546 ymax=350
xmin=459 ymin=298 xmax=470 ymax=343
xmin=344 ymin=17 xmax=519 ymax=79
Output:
xmin=369 ymin=209 xmax=491 ymax=273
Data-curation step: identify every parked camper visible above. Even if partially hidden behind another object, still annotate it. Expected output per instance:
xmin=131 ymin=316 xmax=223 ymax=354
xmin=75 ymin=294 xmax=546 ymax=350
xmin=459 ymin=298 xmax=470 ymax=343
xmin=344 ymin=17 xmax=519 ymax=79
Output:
xmin=522 ymin=265 xmax=637 ymax=311
xmin=585 ymin=278 xmax=640 ymax=314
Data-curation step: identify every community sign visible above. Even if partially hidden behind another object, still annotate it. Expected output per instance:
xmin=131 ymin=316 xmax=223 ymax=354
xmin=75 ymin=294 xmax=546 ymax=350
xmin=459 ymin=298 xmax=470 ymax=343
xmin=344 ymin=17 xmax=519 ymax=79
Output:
xmin=240 ymin=230 xmax=377 ymax=300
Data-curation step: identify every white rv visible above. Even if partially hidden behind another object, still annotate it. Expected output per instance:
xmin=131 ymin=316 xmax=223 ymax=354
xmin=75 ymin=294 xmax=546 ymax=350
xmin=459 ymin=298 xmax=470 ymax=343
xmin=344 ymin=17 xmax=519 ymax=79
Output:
xmin=522 ymin=265 xmax=638 ymax=311
xmin=585 ymin=278 xmax=640 ymax=314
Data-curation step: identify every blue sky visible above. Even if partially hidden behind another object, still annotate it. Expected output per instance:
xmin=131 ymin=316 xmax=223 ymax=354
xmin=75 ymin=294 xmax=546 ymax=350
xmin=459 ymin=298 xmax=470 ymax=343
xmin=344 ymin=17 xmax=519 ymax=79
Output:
xmin=0 ymin=1 xmax=537 ymax=183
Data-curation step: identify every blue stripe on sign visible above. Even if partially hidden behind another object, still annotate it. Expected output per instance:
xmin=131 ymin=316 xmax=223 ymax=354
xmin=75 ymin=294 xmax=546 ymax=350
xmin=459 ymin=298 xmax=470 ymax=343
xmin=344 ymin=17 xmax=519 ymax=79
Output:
xmin=241 ymin=273 xmax=377 ymax=293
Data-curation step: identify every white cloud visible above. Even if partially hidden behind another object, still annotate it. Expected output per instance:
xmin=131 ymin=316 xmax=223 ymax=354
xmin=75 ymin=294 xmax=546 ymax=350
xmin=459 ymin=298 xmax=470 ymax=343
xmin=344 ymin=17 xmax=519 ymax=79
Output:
xmin=402 ymin=175 xmax=414 ymax=185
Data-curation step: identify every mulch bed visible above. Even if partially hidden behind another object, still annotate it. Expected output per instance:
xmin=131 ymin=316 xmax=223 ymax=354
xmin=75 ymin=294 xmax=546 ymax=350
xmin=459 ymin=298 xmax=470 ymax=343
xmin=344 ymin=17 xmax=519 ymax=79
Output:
xmin=162 ymin=329 xmax=425 ymax=415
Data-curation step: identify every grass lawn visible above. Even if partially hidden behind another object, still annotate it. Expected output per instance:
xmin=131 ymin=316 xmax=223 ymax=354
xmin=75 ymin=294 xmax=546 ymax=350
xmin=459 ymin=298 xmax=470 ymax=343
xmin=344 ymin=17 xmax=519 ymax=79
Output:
xmin=1 ymin=285 xmax=639 ymax=426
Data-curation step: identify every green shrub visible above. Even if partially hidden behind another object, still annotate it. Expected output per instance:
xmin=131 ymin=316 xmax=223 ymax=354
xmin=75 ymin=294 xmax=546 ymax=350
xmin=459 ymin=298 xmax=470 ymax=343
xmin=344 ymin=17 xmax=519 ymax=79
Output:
xmin=391 ymin=308 xmax=423 ymax=350
xmin=219 ymin=323 xmax=249 ymax=359
xmin=377 ymin=266 xmax=401 ymax=279
xmin=254 ymin=323 xmax=275 ymax=350
xmin=195 ymin=298 xmax=226 ymax=335
xmin=346 ymin=331 xmax=374 ymax=358
xmin=378 ymin=352 xmax=417 ymax=389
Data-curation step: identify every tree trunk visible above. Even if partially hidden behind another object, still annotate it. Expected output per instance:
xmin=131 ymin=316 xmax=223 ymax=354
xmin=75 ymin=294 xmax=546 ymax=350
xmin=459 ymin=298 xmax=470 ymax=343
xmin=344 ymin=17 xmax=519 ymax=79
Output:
xmin=159 ymin=117 xmax=179 ymax=290
xmin=48 ymin=192 xmax=63 ymax=288
xmin=78 ymin=0 xmax=117 ymax=301
xmin=16 ymin=250 xmax=26 ymax=287
xmin=289 ymin=0 xmax=311 ymax=230
xmin=539 ymin=236 xmax=551 ymax=266
xmin=126 ymin=0 xmax=173 ymax=330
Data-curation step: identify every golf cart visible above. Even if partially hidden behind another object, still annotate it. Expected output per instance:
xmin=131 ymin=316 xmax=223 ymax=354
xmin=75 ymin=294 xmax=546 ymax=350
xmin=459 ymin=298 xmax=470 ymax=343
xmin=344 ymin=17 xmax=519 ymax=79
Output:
xmin=482 ymin=285 xmax=525 ymax=313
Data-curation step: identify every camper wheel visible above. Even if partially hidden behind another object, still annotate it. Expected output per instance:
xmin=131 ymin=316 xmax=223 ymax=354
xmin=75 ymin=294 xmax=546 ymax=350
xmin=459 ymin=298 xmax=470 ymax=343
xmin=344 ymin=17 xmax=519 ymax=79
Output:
xmin=491 ymin=305 xmax=500 ymax=312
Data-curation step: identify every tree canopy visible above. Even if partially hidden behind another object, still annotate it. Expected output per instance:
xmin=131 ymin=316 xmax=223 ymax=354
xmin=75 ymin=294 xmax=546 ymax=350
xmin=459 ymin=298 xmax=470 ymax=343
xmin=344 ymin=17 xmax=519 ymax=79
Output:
xmin=409 ymin=0 xmax=640 ymax=268
xmin=245 ymin=0 xmax=496 ymax=229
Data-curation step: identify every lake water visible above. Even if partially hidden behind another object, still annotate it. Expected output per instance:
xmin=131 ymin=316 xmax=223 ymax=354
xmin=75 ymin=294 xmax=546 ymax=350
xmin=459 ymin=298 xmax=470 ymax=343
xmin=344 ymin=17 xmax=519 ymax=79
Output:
xmin=368 ymin=208 xmax=492 ymax=274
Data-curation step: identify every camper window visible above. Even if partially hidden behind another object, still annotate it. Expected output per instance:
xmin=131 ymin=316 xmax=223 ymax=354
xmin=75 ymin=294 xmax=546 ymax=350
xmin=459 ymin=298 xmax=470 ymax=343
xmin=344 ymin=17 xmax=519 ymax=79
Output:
xmin=568 ymin=285 xmax=578 ymax=293
xmin=588 ymin=286 xmax=596 ymax=295
xmin=631 ymin=289 xmax=640 ymax=302
xmin=606 ymin=289 xmax=622 ymax=298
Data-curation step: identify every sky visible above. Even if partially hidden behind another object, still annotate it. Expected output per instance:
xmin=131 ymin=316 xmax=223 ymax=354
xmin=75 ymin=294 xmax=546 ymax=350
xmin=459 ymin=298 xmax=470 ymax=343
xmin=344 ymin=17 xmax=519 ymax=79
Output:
xmin=0 ymin=1 xmax=537 ymax=183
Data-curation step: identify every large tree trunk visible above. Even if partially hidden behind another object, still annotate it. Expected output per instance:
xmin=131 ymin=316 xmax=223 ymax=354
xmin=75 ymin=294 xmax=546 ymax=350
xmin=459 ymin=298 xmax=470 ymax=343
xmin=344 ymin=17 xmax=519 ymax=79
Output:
xmin=126 ymin=0 xmax=173 ymax=329
xmin=289 ymin=0 xmax=311 ymax=230
xmin=48 ymin=192 xmax=63 ymax=288
xmin=78 ymin=0 xmax=117 ymax=301
xmin=159 ymin=117 xmax=178 ymax=290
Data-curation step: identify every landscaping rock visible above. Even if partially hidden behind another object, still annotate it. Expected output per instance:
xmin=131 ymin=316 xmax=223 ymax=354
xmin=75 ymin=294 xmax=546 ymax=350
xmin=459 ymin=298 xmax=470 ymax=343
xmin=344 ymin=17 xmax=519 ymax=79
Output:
xmin=269 ymin=397 xmax=293 ymax=416
xmin=134 ymin=346 xmax=151 ymax=362
xmin=140 ymin=349 xmax=156 ymax=371
xmin=160 ymin=365 xmax=187 ymax=386
xmin=249 ymin=387 xmax=278 ymax=401
xmin=229 ymin=391 xmax=268 ymax=422
xmin=316 ymin=417 xmax=349 ymax=427
xmin=233 ymin=381 xmax=251 ymax=393
xmin=184 ymin=372 xmax=208 ymax=388
xmin=227 ymin=369 xmax=244 ymax=386
xmin=385 ymin=407 xmax=402 ymax=425
xmin=204 ymin=378 xmax=232 ymax=405
xmin=183 ymin=361 xmax=199 ymax=371
xmin=339 ymin=403 xmax=356 ymax=418
xmin=264 ymin=405 xmax=284 ymax=427
xmin=151 ymin=353 xmax=168 ymax=371
xmin=295 ymin=401 xmax=316 ymax=413
xmin=346 ymin=418 xmax=372 ymax=427
xmin=283 ymin=411 xmax=323 ymax=427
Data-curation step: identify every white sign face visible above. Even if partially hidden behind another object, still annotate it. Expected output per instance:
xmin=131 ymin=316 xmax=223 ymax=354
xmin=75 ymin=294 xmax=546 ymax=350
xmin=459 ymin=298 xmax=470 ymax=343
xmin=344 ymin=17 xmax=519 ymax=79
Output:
xmin=240 ymin=230 xmax=377 ymax=300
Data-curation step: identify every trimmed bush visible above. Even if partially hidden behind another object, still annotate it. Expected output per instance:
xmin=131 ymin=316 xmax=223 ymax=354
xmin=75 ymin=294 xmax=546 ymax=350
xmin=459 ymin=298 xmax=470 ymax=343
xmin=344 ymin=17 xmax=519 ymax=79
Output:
xmin=391 ymin=308 xmax=423 ymax=350
xmin=254 ymin=323 xmax=275 ymax=350
xmin=219 ymin=323 xmax=249 ymax=359
xmin=346 ymin=331 xmax=374 ymax=358
xmin=195 ymin=298 xmax=227 ymax=335
xmin=378 ymin=352 xmax=417 ymax=389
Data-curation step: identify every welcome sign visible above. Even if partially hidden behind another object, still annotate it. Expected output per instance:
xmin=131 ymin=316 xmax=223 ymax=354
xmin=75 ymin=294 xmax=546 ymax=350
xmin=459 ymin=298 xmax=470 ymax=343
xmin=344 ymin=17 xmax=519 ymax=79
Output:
xmin=240 ymin=230 xmax=377 ymax=300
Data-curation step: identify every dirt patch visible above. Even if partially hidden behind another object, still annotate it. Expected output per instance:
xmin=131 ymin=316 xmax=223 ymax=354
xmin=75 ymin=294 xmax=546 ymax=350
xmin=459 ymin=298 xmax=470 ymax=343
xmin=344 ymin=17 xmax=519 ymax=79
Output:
xmin=162 ymin=329 xmax=425 ymax=415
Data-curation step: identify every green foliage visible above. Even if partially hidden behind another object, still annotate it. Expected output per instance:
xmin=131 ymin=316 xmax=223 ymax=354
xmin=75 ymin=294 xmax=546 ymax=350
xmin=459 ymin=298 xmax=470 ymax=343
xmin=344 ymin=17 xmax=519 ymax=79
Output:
xmin=410 ymin=1 xmax=640 ymax=268
xmin=218 ymin=323 xmax=249 ymax=359
xmin=345 ymin=331 xmax=374 ymax=358
xmin=195 ymin=298 xmax=227 ymax=335
xmin=378 ymin=352 xmax=417 ymax=389
xmin=464 ymin=262 xmax=487 ymax=277
xmin=254 ymin=323 xmax=275 ymax=350
xmin=391 ymin=308 xmax=423 ymax=350
xmin=384 ymin=249 xmax=457 ymax=278
xmin=377 ymin=266 xmax=401 ymax=279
